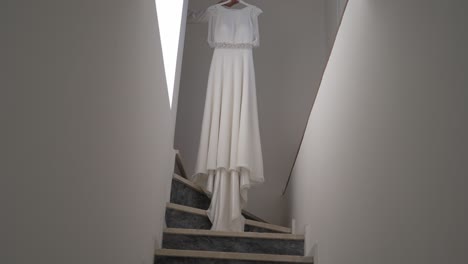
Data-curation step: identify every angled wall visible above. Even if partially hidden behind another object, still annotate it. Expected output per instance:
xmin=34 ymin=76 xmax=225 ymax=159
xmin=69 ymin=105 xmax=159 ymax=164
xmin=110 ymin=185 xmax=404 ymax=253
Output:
xmin=288 ymin=0 xmax=468 ymax=263
xmin=324 ymin=0 xmax=348 ymax=54
xmin=2 ymin=1 xmax=174 ymax=263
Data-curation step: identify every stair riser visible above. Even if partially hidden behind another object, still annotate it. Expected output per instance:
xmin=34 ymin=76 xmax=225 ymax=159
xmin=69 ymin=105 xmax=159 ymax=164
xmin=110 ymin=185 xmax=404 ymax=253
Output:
xmin=245 ymin=225 xmax=282 ymax=233
xmin=162 ymin=234 xmax=304 ymax=256
xmin=165 ymin=209 xmax=283 ymax=233
xmin=170 ymin=180 xmax=211 ymax=210
xmin=166 ymin=208 xmax=211 ymax=230
xmin=155 ymin=257 xmax=305 ymax=264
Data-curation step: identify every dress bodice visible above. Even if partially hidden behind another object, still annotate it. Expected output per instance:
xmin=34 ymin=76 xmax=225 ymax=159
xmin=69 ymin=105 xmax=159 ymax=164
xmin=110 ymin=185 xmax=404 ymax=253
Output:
xmin=188 ymin=4 xmax=263 ymax=49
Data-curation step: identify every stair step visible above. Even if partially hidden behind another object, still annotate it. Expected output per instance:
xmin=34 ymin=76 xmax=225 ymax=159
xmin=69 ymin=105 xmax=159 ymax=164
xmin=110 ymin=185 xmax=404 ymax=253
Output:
xmin=171 ymin=174 xmax=268 ymax=223
xmin=165 ymin=203 xmax=292 ymax=234
xmin=154 ymin=249 xmax=314 ymax=263
xmin=162 ymin=228 xmax=304 ymax=256
xmin=171 ymin=174 xmax=211 ymax=210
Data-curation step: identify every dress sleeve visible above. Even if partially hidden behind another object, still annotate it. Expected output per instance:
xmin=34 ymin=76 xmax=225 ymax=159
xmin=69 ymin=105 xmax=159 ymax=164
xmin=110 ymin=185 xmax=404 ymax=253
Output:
xmin=187 ymin=7 xmax=214 ymax=24
xmin=206 ymin=6 xmax=217 ymax=48
xmin=251 ymin=7 xmax=263 ymax=47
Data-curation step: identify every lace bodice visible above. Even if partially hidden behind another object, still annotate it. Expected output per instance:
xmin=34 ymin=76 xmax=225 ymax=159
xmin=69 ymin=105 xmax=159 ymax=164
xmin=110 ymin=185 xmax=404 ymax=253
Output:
xmin=187 ymin=4 xmax=263 ymax=48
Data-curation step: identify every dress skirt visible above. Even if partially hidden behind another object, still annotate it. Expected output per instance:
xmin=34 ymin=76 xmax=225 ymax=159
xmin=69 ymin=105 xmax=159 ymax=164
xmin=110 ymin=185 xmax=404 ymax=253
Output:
xmin=192 ymin=47 xmax=264 ymax=232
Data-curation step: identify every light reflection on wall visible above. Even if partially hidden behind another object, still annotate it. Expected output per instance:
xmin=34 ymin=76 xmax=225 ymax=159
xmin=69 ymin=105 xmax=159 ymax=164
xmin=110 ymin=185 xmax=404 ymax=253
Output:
xmin=155 ymin=0 xmax=184 ymax=108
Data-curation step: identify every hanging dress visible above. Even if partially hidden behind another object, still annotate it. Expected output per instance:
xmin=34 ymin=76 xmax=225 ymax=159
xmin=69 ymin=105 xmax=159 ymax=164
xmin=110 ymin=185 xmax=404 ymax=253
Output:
xmin=188 ymin=4 xmax=264 ymax=232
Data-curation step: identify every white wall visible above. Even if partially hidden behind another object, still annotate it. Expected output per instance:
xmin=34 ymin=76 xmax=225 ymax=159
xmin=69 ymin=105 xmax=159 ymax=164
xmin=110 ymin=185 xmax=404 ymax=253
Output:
xmin=288 ymin=0 xmax=468 ymax=263
xmin=174 ymin=0 xmax=327 ymax=225
xmin=2 ymin=1 xmax=174 ymax=263
xmin=324 ymin=0 xmax=348 ymax=54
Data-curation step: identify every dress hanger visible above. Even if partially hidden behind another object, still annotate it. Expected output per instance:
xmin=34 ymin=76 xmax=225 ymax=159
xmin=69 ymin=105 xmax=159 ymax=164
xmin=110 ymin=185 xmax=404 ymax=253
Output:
xmin=217 ymin=0 xmax=252 ymax=8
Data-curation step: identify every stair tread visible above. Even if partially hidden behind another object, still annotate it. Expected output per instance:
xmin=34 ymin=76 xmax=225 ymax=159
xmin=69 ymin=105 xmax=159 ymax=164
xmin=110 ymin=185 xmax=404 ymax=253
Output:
xmin=164 ymin=228 xmax=303 ymax=240
xmin=166 ymin=203 xmax=292 ymax=234
xmin=155 ymin=249 xmax=313 ymax=263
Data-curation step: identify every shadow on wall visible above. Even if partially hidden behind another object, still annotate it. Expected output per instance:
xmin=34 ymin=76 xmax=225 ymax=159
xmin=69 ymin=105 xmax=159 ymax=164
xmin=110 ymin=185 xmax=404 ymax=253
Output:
xmin=3 ymin=1 xmax=175 ymax=263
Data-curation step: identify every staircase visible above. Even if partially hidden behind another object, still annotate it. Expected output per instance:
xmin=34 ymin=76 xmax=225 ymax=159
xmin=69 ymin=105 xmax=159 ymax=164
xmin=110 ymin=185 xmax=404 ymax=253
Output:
xmin=154 ymin=171 xmax=313 ymax=263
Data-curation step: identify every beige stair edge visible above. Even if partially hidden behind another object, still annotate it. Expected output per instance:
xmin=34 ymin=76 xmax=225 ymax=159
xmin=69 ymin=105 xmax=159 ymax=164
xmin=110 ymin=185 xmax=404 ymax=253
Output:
xmin=173 ymin=173 xmax=204 ymax=192
xmin=155 ymin=249 xmax=313 ymax=263
xmin=164 ymin=228 xmax=304 ymax=240
xmin=166 ymin=203 xmax=292 ymax=234
xmin=173 ymin=173 xmax=268 ymax=223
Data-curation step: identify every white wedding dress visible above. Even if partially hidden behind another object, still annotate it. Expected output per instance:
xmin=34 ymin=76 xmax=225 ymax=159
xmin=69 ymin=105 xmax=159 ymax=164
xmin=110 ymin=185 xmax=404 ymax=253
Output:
xmin=188 ymin=3 xmax=264 ymax=232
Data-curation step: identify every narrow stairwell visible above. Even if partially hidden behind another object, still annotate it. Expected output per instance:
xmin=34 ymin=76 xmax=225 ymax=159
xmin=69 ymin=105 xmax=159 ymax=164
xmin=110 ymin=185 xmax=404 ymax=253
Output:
xmin=154 ymin=169 xmax=313 ymax=263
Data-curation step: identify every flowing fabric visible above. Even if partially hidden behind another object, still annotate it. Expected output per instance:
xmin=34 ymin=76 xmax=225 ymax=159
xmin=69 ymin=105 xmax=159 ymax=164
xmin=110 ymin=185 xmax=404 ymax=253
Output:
xmin=190 ymin=4 xmax=264 ymax=232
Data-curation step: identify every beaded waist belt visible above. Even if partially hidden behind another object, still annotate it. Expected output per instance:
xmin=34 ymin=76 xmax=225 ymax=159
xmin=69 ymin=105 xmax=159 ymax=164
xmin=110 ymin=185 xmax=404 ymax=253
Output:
xmin=212 ymin=43 xmax=254 ymax=49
